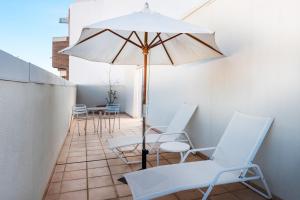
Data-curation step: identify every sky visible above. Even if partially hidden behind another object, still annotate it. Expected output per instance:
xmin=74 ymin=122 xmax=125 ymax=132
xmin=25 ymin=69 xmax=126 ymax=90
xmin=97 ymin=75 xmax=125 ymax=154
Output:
xmin=0 ymin=0 xmax=73 ymax=74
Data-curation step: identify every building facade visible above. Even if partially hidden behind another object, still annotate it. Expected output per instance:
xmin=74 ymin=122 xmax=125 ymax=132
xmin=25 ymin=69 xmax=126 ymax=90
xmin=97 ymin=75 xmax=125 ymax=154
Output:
xmin=52 ymin=37 xmax=69 ymax=80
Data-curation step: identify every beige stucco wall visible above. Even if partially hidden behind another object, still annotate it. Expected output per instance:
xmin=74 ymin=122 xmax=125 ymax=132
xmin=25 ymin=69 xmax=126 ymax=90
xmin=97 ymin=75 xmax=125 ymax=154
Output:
xmin=0 ymin=50 xmax=76 ymax=200
xmin=146 ymin=0 xmax=300 ymax=199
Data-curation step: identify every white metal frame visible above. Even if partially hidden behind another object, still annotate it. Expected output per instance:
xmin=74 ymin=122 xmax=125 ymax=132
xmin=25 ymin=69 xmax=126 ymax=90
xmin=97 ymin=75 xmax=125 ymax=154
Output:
xmin=111 ymin=126 xmax=195 ymax=164
xmin=180 ymin=147 xmax=272 ymax=200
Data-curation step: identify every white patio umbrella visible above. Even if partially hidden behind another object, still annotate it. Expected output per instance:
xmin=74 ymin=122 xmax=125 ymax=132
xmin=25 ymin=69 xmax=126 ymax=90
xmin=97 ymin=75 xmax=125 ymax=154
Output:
xmin=61 ymin=2 xmax=223 ymax=170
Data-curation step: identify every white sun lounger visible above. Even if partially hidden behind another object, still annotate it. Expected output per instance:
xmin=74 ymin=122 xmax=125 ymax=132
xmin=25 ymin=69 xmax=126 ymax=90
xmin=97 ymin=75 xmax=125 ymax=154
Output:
xmin=124 ymin=112 xmax=274 ymax=200
xmin=107 ymin=104 xmax=198 ymax=164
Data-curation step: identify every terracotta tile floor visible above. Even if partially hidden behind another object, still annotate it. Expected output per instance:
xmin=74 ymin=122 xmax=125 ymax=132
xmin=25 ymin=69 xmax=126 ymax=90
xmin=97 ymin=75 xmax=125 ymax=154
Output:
xmin=44 ymin=114 xmax=271 ymax=200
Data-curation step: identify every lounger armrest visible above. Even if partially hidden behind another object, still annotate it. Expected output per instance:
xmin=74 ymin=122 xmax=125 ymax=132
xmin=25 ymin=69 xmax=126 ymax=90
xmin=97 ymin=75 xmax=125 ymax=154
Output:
xmin=147 ymin=131 xmax=189 ymax=152
xmin=147 ymin=131 xmax=186 ymax=144
xmin=145 ymin=126 xmax=168 ymax=134
xmin=181 ymin=147 xmax=216 ymax=162
xmin=211 ymin=164 xmax=260 ymax=185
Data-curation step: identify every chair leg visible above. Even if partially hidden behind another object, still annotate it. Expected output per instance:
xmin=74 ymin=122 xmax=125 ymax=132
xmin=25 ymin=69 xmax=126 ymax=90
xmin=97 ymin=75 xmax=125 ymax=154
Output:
xmin=118 ymin=114 xmax=120 ymax=129
xmin=109 ymin=113 xmax=111 ymax=134
xmin=113 ymin=113 xmax=116 ymax=132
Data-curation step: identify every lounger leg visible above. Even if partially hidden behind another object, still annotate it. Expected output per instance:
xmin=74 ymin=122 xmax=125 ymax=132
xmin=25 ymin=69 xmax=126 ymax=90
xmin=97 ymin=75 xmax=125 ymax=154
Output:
xmin=112 ymin=148 xmax=141 ymax=164
xmin=242 ymin=165 xmax=272 ymax=199
xmin=202 ymin=184 xmax=214 ymax=200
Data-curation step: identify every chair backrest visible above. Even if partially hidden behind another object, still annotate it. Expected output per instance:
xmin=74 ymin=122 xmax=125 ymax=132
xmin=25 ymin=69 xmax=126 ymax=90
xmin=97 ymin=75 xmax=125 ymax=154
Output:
xmin=212 ymin=112 xmax=273 ymax=167
xmin=72 ymin=104 xmax=87 ymax=115
xmin=165 ymin=104 xmax=198 ymax=133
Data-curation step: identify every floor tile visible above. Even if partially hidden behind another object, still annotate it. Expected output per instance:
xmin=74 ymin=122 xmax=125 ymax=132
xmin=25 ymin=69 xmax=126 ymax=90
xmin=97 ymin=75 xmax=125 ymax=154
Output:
xmin=155 ymin=194 xmax=178 ymax=200
xmin=175 ymin=189 xmax=202 ymax=200
xmin=61 ymin=179 xmax=87 ymax=193
xmin=232 ymin=189 xmax=266 ymax=200
xmin=89 ymin=186 xmax=117 ymax=200
xmin=55 ymin=165 xmax=66 ymax=173
xmin=47 ymin=182 xmax=61 ymax=195
xmin=63 ymin=170 xmax=86 ymax=180
xmin=88 ymin=160 xmax=107 ymax=169
xmin=65 ymin=162 xmax=86 ymax=171
xmin=115 ymin=184 xmax=131 ymax=197
xmin=45 ymin=194 xmax=60 ymax=200
xmin=87 ymin=154 xmax=106 ymax=161
xmin=59 ymin=190 xmax=87 ymax=200
xmin=88 ymin=176 xmax=113 ymax=188
xmin=222 ymin=183 xmax=246 ymax=192
xmin=111 ymin=173 xmax=125 ymax=185
xmin=107 ymin=158 xmax=125 ymax=166
xmin=109 ymin=165 xmax=131 ymax=174
xmin=210 ymin=193 xmax=239 ymax=200
xmin=67 ymin=156 xmax=86 ymax=163
xmin=51 ymin=172 xmax=63 ymax=182
xmin=88 ymin=167 xmax=110 ymax=177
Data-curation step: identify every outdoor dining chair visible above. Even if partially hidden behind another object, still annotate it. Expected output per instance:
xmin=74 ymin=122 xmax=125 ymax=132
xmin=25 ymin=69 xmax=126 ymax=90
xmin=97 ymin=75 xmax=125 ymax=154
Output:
xmin=107 ymin=104 xmax=197 ymax=164
xmin=104 ymin=103 xmax=121 ymax=133
xmin=70 ymin=104 xmax=88 ymax=135
xmin=124 ymin=112 xmax=274 ymax=200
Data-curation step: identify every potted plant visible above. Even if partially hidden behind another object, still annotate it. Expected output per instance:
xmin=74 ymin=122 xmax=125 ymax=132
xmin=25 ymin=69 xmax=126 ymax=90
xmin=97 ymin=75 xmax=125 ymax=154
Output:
xmin=105 ymin=66 xmax=118 ymax=105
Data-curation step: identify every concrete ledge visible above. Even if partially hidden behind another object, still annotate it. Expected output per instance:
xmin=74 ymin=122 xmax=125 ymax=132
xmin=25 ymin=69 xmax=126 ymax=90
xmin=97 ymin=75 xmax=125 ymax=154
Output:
xmin=0 ymin=49 xmax=74 ymax=86
xmin=0 ymin=50 xmax=30 ymax=82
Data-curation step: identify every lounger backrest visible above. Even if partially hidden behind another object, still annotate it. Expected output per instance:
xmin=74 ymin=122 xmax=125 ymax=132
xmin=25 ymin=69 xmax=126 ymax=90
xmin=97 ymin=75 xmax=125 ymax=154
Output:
xmin=166 ymin=104 xmax=198 ymax=134
xmin=213 ymin=112 xmax=273 ymax=167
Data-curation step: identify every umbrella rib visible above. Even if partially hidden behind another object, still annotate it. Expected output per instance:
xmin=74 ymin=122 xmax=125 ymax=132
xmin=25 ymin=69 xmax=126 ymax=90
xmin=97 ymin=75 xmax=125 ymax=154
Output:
xmin=133 ymin=31 xmax=144 ymax=48
xmin=78 ymin=29 xmax=108 ymax=45
xmin=108 ymin=29 xmax=142 ymax=49
xmin=158 ymin=35 xmax=174 ymax=65
xmin=149 ymin=33 xmax=182 ymax=49
xmin=148 ymin=33 xmax=161 ymax=47
xmin=111 ymin=31 xmax=134 ymax=64
xmin=185 ymin=33 xmax=223 ymax=55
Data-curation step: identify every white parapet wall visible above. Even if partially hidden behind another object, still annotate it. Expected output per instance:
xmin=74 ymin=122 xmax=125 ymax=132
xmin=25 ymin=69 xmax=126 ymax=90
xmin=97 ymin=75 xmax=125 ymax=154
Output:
xmin=0 ymin=50 xmax=76 ymax=200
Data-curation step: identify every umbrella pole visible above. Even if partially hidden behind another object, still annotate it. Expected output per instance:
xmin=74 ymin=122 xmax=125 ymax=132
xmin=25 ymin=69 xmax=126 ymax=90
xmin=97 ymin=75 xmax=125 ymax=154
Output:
xmin=117 ymin=33 xmax=149 ymax=184
xmin=142 ymin=32 xmax=149 ymax=169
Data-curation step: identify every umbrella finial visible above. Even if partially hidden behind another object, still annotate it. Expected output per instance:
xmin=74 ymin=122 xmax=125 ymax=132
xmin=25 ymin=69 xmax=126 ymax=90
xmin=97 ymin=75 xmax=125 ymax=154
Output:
xmin=144 ymin=2 xmax=150 ymax=10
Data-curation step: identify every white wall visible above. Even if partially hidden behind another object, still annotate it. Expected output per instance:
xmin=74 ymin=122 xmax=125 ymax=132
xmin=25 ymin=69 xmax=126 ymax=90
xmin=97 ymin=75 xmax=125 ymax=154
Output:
xmin=146 ymin=0 xmax=300 ymax=199
xmin=68 ymin=0 xmax=204 ymax=114
xmin=0 ymin=50 xmax=76 ymax=200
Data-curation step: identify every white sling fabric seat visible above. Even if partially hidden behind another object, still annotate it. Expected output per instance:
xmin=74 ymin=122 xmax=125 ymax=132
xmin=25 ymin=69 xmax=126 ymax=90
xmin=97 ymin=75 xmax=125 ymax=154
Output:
xmin=125 ymin=160 xmax=241 ymax=199
xmin=107 ymin=104 xmax=198 ymax=164
xmin=124 ymin=112 xmax=274 ymax=200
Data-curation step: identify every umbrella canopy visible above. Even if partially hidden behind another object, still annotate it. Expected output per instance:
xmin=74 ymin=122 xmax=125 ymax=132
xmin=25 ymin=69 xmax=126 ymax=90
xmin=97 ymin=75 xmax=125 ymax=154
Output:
xmin=62 ymin=3 xmax=222 ymax=65
xmin=61 ymin=3 xmax=223 ymax=171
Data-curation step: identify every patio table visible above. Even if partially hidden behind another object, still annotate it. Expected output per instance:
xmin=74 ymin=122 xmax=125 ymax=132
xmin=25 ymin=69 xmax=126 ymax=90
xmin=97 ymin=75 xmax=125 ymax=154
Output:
xmin=157 ymin=141 xmax=190 ymax=166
